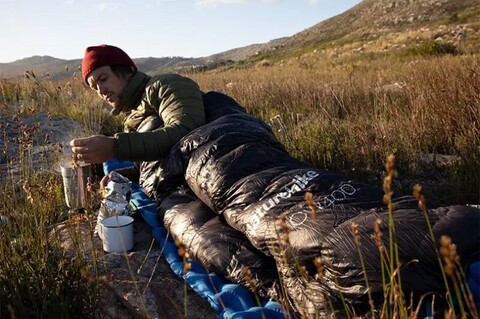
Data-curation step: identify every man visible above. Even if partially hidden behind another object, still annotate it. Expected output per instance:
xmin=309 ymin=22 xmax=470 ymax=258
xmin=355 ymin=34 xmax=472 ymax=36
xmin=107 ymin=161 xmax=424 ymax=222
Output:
xmin=70 ymin=44 xmax=205 ymax=190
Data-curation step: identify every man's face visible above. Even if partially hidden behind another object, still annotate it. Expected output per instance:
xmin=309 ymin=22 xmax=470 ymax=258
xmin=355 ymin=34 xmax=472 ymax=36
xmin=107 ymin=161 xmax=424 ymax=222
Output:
xmin=87 ymin=66 xmax=129 ymax=112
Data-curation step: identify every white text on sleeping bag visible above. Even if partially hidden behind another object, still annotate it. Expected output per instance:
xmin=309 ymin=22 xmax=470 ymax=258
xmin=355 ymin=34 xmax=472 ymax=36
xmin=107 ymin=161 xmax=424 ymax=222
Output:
xmin=246 ymin=171 xmax=357 ymax=232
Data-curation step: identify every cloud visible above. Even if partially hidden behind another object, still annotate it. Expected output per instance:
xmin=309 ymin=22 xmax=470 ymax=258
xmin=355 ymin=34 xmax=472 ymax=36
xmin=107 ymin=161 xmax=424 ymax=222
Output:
xmin=145 ymin=0 xmax=175 ymax=6
xmin=91 ymin=1 xmax=123 ymax=12
xmin=93 ymin=2 xmax=109 ymax=11
xmin=306 ymin=0 xmax=323 ymax=5
xmin=195 ymin=0 xmax=324 ymax=7
xmin=195 ymin=0 xmax=276 ymax=7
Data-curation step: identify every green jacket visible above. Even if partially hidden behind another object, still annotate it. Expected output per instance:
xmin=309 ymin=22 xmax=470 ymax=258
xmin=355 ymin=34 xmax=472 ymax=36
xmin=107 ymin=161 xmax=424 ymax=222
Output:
xmin=111 ymin=71 xmax=205 ymax=196
xmin=113 ymin=71 xmax=205 ymax=161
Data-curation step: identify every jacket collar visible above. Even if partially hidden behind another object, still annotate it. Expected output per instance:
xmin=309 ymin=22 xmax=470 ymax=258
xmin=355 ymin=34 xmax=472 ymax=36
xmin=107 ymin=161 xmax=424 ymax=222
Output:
xmin=114 ymin=71 xmax=151 ymax=115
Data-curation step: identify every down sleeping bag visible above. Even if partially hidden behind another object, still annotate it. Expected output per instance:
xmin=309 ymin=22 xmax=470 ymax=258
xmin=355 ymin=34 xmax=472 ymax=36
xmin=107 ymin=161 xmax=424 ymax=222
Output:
xmin=149 ymin=92 xmax=480 ymax=317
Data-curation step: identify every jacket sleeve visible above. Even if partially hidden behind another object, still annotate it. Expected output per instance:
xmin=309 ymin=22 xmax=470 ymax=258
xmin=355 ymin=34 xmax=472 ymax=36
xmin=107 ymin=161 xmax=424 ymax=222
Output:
xmin=113 ymin=74 xmax=205 ymax=161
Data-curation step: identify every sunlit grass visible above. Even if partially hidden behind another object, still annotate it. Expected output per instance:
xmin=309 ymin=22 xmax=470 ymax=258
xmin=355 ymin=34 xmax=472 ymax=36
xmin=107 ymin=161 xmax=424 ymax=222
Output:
xmin=190 ymin=54 xmax=480 ymax=205
xmin=0 ymin=51 xmax=478 ymax=318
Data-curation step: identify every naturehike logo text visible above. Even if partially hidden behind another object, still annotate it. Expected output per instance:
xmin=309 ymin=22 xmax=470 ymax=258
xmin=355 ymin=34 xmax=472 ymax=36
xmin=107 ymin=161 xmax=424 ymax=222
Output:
xmin=246 ymin=171 xmax=319 ymax=233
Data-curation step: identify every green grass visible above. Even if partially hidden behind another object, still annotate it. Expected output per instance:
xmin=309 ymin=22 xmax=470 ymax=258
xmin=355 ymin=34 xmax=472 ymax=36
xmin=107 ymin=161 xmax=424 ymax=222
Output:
xmin=0 ymin=173 xmax=99 ymax=318
xmin=401 ymin=40 xmax=460 ymax=56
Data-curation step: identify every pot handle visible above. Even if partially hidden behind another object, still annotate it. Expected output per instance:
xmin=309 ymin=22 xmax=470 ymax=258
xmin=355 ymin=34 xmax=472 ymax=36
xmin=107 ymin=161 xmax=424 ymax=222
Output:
xmin=97 ymin=222 xmax=104 ymax=240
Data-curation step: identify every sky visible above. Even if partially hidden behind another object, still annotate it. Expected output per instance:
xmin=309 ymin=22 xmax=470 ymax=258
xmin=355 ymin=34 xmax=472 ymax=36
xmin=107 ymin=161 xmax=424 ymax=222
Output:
xmin=0 ymin=0 xmax=362 ymax=63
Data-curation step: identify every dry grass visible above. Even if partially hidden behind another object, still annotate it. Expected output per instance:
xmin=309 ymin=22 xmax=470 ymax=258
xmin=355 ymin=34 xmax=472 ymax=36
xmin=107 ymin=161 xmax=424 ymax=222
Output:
xmin=189 ymin=53 xmax=480 ymax=205
xmin=0 ymin=51 xmax=478 ymax=318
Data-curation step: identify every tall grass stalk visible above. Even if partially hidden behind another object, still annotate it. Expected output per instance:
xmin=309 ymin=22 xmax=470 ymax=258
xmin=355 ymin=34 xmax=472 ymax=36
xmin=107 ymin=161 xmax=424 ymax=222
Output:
xmin=381 ymin=155 xmax=408 ymax=318
xmin=1 ymin=50 xmax=478 ymax=318
xmin=413 ymin=184 xmax=457 ymax=315
xmin=350 ymin=222 xmax=376 ymax=318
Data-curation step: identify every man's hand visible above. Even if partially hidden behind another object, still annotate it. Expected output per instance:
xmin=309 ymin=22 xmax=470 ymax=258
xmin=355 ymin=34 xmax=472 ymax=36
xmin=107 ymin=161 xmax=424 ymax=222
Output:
xmin=70 ymin=135 xmax=115 ymax=164
xmin=100 ymin=174 xmax=112 ymax=189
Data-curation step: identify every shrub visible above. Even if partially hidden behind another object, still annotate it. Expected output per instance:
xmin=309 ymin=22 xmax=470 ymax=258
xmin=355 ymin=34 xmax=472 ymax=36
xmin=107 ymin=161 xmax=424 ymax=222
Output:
xmin=407 ymin=40 xmax=460 ymax=56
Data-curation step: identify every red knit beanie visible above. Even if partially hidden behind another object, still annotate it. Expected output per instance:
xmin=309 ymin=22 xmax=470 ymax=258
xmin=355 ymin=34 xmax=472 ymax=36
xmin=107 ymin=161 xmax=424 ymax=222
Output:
xmin=81 ymin=44 xmax=137 ymax=84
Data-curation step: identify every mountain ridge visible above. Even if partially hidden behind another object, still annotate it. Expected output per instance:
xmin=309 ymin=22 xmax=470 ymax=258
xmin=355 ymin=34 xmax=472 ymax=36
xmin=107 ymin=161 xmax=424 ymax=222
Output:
xmin=1 ymin=0 xmax=478 ymax=80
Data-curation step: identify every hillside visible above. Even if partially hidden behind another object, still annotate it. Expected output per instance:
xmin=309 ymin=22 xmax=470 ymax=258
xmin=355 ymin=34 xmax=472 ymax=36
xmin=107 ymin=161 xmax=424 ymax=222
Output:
xmin=0 ymin=0 xmax=479 ymax=80
xmin=246 ymin=0 xmax=480 ymax=63
xmin=0 ymin=55 xmax=202 ymax=81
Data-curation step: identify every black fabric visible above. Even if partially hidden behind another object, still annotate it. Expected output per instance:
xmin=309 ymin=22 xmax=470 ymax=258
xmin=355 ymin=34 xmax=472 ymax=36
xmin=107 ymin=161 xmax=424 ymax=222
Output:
xmin=202 ymin=91 xmax=247 ymax=121
xmin=153 ymin=93 xmax=480 ymax=315
xmin=159 ymin=188 xmax=279 ymax=298
xmin=143 ymin=90 xmax=247 ymax=199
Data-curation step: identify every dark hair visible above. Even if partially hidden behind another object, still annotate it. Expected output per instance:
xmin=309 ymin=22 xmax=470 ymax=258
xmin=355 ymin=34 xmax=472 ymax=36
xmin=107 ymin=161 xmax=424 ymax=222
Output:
xmin=111 ymin=65 xmax=135 ymax=78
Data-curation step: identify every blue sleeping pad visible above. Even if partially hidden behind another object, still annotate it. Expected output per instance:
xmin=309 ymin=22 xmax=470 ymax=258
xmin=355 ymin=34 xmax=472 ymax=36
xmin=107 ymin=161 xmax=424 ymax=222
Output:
xmin=468 ymin=261 xmax=480 ymax=312
xmin=104 ymin=160 xmax=289 ymax=319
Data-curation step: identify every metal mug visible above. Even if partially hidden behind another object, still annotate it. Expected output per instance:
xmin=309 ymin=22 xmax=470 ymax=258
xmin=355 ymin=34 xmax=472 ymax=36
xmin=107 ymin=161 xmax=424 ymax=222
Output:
xmin=60 ymin=159 xmax=92 ymax=210
xmin=98 ymin=215 xmax=134 ymax=253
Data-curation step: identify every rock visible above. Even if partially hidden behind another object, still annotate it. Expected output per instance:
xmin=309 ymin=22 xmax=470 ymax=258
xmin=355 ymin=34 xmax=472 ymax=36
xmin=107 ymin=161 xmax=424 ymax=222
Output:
xmin=52 ymin=214 xmax=216 ymax=319
xmin=0 ymin=112 xmax=84 ymax=184
xmin=418 ymin=153 xmax=462 ymax=168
